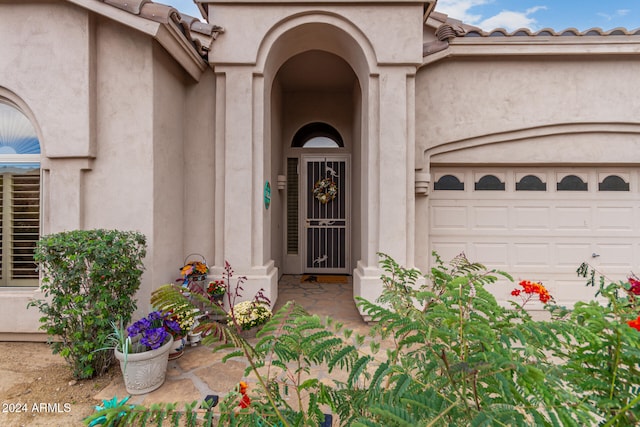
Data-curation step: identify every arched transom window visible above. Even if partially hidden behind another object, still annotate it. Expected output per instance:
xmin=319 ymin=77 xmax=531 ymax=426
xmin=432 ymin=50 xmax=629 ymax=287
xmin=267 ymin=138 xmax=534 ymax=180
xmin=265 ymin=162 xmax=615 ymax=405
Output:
xmin=292 ymin=122 xmax=344 ymax=148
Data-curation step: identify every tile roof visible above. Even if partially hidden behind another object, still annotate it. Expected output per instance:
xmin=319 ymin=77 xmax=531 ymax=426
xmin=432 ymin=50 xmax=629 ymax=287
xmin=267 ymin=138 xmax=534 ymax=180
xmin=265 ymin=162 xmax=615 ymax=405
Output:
xmin=466 ymin=27 xmax=640 ymax=38
xmin=424 ymin=10 xmax=640 ymax=57
xmin=427 ymin=10 xmax=640 ymax=39
xmin=99 ymin=0 xmax=223 ymax=59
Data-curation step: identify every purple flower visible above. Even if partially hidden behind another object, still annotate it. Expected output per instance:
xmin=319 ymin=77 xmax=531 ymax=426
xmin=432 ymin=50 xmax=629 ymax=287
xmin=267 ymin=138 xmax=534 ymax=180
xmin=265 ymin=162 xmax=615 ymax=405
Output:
xmin=127 ymin=312 xmax=172 ymax=351
xmin=148 ymin=311 xmax=163 ymax=321
xmin=164 ymin=319 xmax=181 ymax=334
xmin=140 ymin=327 xmax=168 ymax=350
xmin=127 ymin=318 xmax=151 ymax=337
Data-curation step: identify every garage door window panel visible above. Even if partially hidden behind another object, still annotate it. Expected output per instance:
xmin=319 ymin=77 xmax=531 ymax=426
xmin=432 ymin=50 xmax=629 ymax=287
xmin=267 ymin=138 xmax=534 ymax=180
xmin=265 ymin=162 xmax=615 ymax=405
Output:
xmin=434 ymin=174 xmax=464 ymax=191
xmin=599 ymin=175 xmax=629 ymax=192
xmin=475 ymin=175 xmax=505 ymax=191
xmin=516 ymin=175 xmax=547 ymax=191
xmin=557 ymin=175 xmax=588 ymax=191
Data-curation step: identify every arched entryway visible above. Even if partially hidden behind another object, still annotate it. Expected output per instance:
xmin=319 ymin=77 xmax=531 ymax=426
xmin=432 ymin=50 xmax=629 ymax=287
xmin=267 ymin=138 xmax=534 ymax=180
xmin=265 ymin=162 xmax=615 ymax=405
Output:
xmin=210 ymin=3 xmax=422 ymax=315
xmin=263 ymin=37 xmax=366 ymax=277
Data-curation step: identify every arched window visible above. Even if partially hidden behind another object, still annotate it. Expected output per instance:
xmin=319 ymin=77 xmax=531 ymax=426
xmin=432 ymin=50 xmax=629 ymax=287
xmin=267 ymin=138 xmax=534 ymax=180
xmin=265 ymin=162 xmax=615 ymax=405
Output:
xmin=434 ymin=175 xmax=464 ymax=190
xmin=599 ymin=175 xmax=629 ymax=191
xmin=516 ymin=175 xmax=546 ymax=191
xmin=475 ymin=175 xmax=505 ymax=191
xmin=0 ymin=100 xmax=41 ymax=286
xmin=292 ymin=122 xmax=343 ymax=148
xmin=557 ymin=175 xmax=587 ymax=191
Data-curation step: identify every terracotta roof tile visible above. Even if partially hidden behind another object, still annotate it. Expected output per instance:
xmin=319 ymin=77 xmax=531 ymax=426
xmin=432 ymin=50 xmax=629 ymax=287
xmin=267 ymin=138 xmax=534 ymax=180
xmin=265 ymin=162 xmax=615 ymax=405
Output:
xmin=98 ymin=0 xmax=224 ymax=60
xmin=428 ymin=9 xmax=640 ymax=39
xmin=139 ymin=3 xmax=179 ymax=24
xmin=103 ymin=0 xmax=150 ymax=15
xmin=466 ymin=27 xmax=640 ymax=37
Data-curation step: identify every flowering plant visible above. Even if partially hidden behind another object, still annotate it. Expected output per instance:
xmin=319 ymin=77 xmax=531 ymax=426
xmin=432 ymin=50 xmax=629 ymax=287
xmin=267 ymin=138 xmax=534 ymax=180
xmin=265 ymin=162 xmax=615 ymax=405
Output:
xmin=510 ymin=279 xmax=552 ymax=305
xmin=628 ymin=315 xmax=640 ymax=331
xmin=207 ymin=280 xmax=226 ymax=297
xmin=180 ymin=259 xmax=209 ymax=283
xmin=626 ymin=276 xmax=640 ymax=296
xmin=165 ymin=305 xmax=198 ymax=337
xmin=126 ymin=311 xmax=179 ymax=352
xmin=229 ymin=301 xmax=272 ymax=330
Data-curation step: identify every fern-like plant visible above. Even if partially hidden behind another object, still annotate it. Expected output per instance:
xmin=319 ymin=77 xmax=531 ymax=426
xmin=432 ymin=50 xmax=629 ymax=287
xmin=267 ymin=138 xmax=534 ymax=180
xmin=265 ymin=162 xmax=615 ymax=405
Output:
xmin=87 ymin=254 xmax=640 ymax=426
xmin=548 ymin=263 xmax=640 ymax=426
xmin=344 ymin=252 xmax=595 ymax=426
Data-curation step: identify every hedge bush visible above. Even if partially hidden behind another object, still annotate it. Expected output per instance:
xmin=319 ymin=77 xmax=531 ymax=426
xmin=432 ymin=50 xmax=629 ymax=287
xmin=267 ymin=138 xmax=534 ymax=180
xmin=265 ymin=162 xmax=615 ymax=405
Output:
xmin=29 ymin=229 xmax=146 ymax=379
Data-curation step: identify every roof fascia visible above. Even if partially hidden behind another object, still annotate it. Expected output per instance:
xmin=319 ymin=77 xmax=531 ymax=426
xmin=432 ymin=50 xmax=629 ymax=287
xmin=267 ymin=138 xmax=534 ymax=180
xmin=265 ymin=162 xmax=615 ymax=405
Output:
xmin=66 ymin=0 xmax=207 ymax=81
xmin=423 ymin=36 xmax=640 ymax=66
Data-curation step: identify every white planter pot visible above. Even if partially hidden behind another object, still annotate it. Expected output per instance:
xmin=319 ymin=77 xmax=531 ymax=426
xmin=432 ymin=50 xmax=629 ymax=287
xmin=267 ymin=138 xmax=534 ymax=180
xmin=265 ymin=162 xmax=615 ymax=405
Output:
xmin=114 ymin=335 xmax=173 ymax=395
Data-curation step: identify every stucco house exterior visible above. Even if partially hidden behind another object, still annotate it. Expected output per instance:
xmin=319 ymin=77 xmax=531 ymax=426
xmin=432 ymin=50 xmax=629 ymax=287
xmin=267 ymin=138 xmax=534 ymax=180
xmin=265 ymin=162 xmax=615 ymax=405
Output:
xmin=1 ymin=0 xmax=638 ymax=339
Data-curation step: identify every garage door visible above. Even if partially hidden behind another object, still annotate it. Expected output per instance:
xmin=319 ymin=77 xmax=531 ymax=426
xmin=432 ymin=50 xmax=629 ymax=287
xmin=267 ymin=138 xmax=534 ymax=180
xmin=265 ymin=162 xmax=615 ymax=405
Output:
xmin=429 ymin=168 xmax=640 ymax=308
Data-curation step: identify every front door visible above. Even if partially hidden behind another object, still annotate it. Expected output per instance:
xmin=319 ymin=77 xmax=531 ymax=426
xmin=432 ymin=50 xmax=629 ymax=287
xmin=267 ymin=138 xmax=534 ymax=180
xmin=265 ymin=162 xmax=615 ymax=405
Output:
xmin=302 ymin=155 xmax=349 ymax=274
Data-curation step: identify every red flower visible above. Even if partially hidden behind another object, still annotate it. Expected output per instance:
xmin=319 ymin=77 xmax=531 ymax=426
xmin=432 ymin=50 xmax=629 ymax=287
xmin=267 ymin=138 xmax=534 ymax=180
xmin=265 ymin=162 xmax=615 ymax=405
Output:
xmin=628 ymin=316 xmax=640 ymax=332
xmin=512 ymin=280 xmax=552 ymax=304
xmin=628 ymin=278 xmax=640 ymax=296
xmin=238 ymin=381 xmax=251 ymax=408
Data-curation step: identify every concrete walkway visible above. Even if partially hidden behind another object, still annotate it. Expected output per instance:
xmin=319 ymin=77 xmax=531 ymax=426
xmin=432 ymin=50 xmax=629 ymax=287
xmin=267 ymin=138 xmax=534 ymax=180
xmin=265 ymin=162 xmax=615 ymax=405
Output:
xmin=95 ymin=275 xmax=370 ymax=413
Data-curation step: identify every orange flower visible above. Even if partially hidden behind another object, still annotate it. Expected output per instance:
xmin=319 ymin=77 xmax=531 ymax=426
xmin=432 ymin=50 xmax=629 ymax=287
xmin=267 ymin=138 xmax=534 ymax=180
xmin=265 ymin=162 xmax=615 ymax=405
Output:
xmin=512 ymin=280 xmax=552 ymax=304
xmin=628 ymin=316 xmax=640 ymax=332
xmin=194 ymin=262 xmax=208 ymax=274
xmin=181 ymin=264 xmax=194 ymax=277
xmin=238 ymin=381 xmax=251 ymax=408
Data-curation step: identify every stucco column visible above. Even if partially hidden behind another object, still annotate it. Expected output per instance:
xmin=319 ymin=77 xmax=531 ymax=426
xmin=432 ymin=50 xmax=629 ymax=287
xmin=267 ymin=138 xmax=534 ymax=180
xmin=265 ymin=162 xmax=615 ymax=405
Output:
xmin=213 ymin=66 xmax=277 ymax=303
xmin=354 ymin=67 xmax=416 ymax=317
xmin=41 ymin=158 xmax=93 ymax=233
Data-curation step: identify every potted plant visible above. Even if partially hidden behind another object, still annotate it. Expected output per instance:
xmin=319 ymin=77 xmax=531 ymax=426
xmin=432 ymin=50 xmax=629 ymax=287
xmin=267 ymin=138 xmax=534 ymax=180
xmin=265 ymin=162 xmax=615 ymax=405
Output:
xmin=179 ymin=255 xmax=209 ymax=286
xmin=164 ymin=305 xmax=197 ymax=358
xmin=112 ymin=311 xmax=177 ymax=395
xmin=207 ymin=279 xmax=226 ymax=303
xmin=229 ymin=300 xmax=272 ymax=338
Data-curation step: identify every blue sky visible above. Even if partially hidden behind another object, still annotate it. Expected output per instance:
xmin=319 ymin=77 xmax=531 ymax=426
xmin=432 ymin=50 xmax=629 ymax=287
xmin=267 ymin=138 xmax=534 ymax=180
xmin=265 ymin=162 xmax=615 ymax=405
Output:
xmin=164 ymin=0 xmax=639 ymax=32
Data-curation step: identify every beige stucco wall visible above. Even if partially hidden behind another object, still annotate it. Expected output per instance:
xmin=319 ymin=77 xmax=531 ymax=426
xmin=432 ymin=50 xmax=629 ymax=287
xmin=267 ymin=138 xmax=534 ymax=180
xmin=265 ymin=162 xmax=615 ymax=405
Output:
xmin=416 ymin=56 xmax=640 ymax=167
xmin=0 ymin=2 xmax=216 ymax=338
xmin=270 ymin=78 xmax=284 ymax=276
xmin=0 ymin=2 xmax=94 ymax=159
xmin=208 ymin=3 xmax=422 ymax=66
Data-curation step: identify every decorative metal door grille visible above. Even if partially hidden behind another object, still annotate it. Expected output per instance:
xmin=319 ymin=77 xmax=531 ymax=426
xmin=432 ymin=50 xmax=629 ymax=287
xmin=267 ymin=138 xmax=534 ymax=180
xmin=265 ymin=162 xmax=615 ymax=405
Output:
xmin=304 ymin=157 xmax=348 ymax=273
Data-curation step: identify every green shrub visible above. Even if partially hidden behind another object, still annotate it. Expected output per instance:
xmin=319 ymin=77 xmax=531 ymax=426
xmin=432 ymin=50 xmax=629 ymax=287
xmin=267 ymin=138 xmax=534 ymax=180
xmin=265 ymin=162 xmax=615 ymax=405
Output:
xmin=87 ymin=254 xmax=640 ymax=426
xmin=29 ymin=229 xmax=147 ymax=379
xmin=552 ymin=263 xmax=640 ymax=426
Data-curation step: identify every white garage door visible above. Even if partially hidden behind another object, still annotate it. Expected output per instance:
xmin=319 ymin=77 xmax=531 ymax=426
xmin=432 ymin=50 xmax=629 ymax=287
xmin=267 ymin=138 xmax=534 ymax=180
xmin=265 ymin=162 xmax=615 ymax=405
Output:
xmin=429 ymin=168 xmax=640 ymax=308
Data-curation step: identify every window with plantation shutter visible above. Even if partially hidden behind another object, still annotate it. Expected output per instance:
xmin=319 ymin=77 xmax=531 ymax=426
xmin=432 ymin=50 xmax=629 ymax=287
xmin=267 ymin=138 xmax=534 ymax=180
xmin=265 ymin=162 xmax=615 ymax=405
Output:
xmin=0 ymin=101 xmax=41 ymax=286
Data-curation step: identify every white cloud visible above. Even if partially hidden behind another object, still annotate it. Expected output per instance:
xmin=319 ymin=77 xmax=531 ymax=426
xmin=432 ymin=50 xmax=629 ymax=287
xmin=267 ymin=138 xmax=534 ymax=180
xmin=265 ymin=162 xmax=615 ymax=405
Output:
xmin=436 ymin=1 xmax=547 ymax=32
xmin=598 ymin=9 xmax=631 ymax=21
xmin=480 ymin=7 xmax=546 ymax=31
xmin=435 ymin=0 xmax=492 ymax=26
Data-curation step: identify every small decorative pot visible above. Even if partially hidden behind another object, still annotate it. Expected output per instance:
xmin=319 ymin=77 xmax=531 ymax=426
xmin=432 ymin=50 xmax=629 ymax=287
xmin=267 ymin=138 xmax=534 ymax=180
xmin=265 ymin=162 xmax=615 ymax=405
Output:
xmin=188 ymin=331 xmax=202 ymax=347
xmin=114 ymin=335 xmax=173 ymax=395
xmin=169 ymin=336 xmax=186 ymax=359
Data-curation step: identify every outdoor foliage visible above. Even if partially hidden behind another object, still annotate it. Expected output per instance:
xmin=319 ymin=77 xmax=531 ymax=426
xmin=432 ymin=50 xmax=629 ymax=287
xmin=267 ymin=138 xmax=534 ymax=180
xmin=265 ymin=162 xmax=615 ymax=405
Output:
xmin=551 ymin=263 xmax=640 ymax=426
xmin=29 ymin=229 xmax=147 ymax=379
xmin=87 ymin=253 xmax=640 ymax=426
